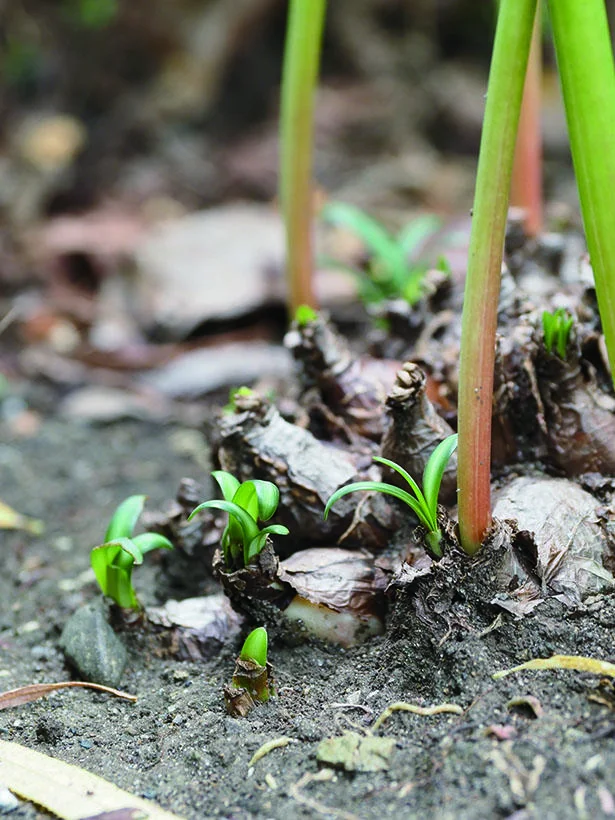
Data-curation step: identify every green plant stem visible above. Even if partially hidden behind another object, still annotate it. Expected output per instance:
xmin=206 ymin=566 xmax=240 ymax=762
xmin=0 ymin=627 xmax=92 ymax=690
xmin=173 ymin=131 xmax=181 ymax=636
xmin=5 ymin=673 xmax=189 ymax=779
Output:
xmin=279 ymin=0 xmax=326 ymax=313
xmin=457 ymin=0 xmax=537 ymax=555
xmin=510 ymin=6 xmax=542 ymax=237
xmin=546 ymin=0 xmax=615 ymax=386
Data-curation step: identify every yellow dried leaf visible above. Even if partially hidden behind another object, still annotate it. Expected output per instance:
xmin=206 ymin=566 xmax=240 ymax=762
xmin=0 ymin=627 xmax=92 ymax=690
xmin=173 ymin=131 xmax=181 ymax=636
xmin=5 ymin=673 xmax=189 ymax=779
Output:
xmin=0 ymin=500 xmax=44 ymax=535
xmin=0 ymin=741 xmax=183 ymax=820
xmin=494 ymin=654 xmax=615 ymax=680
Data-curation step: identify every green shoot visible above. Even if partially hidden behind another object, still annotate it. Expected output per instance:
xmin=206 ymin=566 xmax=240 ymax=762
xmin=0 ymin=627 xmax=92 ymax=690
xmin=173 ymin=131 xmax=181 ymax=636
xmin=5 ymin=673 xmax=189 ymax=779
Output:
xmin=546 ymin=0 xmax=615 ymax=387
xmin=91 ymin=495 xmax=173 ymax=609
xmin=542 ymin=308 xmax=574 ymax=359
xmin=295 ymin=304 xmax=318 ymax=326
xmin=240 ymin=627 xmax=268 ymax=668
xmin=279 ymin=0 xmax=327 ymax=313
xmin=227 ymin=626 xmax=273 ymax=711
xmin=224 ymin=386 xmax=255 ymax=414
xmin=321 ymin=202 xmax=442 ymax=306
xmin=324 ymin=434 xmax=458 ymax=557
xmin=189 ymin=472 xmax=289 ymax=570
xmin=457 ymin=0 xmax=537 ymax=555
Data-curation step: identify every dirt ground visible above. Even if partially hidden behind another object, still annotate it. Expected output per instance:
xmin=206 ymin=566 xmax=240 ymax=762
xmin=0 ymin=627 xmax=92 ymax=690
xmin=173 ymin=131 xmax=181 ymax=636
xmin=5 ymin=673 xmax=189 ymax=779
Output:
xmin=2 ymin=410 xmax=615 ymax=820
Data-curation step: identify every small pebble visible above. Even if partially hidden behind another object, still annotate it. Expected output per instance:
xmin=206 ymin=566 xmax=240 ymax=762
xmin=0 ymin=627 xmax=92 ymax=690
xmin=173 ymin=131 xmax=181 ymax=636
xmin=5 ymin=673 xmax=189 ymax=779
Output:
xmin=79 ymin=739 xmax=93 ymax=750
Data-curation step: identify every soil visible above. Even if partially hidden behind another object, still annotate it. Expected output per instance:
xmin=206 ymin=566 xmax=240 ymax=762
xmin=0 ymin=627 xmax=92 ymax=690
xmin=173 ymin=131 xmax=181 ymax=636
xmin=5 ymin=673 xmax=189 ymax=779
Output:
xmin=3 ymin=410 xmax=615 ymax=820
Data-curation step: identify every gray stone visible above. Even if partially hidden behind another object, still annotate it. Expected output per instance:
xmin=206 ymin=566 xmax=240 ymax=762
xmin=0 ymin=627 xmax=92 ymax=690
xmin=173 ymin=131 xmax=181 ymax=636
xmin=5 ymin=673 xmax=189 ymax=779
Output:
xmin=60 ymin=599 xmax=127 ymax=687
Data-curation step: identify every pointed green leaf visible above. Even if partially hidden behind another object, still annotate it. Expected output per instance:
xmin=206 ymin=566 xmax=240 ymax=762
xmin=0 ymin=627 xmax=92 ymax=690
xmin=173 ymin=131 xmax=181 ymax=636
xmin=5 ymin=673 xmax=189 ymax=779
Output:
xmin=322 ymin=202 xmax=407 ymax=284
xmin=422 ymin=434 xmax=458 ymax=523
xmin=246 ymin=532 xmax=270 ymax=564
xmin=212 ymin=471 xmax=241 ymax=502
xmin=188 ymin=500 xmax=260 ymax=545
xmin=250 ymin=480 xmax=280 ymax=521
xmin=396 ymin=214 xmax=441 ymax=257
xmin=240 ymin=627 xmax=268 ymax=667
xmin=90 ymin=539 xmax=142 ymax=608
xmin=90 ymin=543 xmax=122 ymax=594
xmin=132 ymin=532 xmax=174 ymax=555
xmin=104 ymin=495 xmax=146 ymax=541
xmin=324 ymin=481 xmax=429 ymax=528
xmin=232 ymin=482 xmax=259 ymax=521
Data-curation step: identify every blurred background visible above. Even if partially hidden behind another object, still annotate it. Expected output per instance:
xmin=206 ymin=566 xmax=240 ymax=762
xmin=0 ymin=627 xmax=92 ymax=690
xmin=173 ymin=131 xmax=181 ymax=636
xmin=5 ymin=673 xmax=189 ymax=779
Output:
xmin=0 ymin=0 xmax=612 ymax=418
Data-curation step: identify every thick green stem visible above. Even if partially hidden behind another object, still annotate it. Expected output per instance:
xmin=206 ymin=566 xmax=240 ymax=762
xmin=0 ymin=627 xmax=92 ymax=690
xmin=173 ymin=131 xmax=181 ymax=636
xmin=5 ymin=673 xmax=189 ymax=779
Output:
xmin=279 ymin=0 xmax=326 ymax=313
xmin=510 ymin=7 xmax=542 ymax=237
xmin=547 ymin=0 xmax=615 ymax=386
xmin=457 ymin=0 xmax=537 ymax=555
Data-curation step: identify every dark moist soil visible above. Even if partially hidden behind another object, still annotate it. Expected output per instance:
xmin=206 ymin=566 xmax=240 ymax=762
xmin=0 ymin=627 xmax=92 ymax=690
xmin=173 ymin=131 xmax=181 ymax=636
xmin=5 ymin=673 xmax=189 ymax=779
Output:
xmin=2 ymin=414 xmax=615 ymax=820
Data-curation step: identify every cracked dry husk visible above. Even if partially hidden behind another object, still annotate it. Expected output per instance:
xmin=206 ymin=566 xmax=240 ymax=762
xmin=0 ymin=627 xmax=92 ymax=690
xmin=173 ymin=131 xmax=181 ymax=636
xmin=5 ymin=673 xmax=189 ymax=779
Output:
xmin=214 ymin=390 xmax=398 ymax=550
xmin=384 ymin=473 xmax=615 ymax=687
xmin=212 ymin=541 xmax=391 ymax=647
xmin=492 ymin=309 xmax=615 ymax=475
xmin=380 ymin=360 xmax=457 ymax=504
xmin=285 ymin=311 xmax=400 ymax=442
xmin=224 ymin=657 xmax=274 ymax=717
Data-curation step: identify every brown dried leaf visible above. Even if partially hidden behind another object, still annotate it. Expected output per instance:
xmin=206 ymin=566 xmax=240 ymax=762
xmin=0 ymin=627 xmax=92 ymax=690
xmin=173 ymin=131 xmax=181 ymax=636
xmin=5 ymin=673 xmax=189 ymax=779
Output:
xmin=0 ymin=681 xmax=137 ymax=710
xmin=278 ymin=548 xmax=388 ymax=617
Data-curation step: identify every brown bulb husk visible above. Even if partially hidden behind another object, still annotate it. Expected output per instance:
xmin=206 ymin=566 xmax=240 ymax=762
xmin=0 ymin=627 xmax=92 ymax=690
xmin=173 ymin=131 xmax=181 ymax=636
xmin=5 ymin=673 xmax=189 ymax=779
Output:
xmin=215 ymin=391 xmax=398 ymax=550
xmin=213 ymin=541 xmax=391 ymax=646
xmin=285 ymin=312 xmax=401 ymax=441
xmin=535 ymin=344 xmax=615 ymax=476
xmin=492 ymin=311 xmax=615 ymax=476
xmin=380 ymin=361 xmax=457 ymax=504
xmin=225 ymin=658 xmax=274 ymax=717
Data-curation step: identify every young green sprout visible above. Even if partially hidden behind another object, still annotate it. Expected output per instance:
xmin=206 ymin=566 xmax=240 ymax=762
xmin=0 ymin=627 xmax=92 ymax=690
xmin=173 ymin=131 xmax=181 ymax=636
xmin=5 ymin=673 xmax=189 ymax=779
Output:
xmin=295 ymin=303 xmax=318 ymax=327
xmin=223 ymin=385 xmax=255 ymax=414
xmin=321 ymin=202 xmax=442 ymax=306
xmin=324 ymin=434 xmax=458 ymax=557
xmin=189 ymin=472 xmax=289 ymax=571
xmin=225 ymin=627 xmax=273 ymax=716
xmin=90 ymin=495 xmax=173 ymax=610
xmin=240 ymin=626 xmax=268 ymax=669
xmin=542 ymin=308 xmax=574 ymax=359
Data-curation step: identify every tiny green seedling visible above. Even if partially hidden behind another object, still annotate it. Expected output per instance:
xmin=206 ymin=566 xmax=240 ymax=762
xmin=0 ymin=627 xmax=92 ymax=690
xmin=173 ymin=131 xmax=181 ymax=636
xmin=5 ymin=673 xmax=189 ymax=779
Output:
xmin=542 ymin=308 xmax=574 ymax=359
xmin=90 ymin=495 xmax=173 ymax=609
xmin=295 ymin=303 xmax=318 ymax=326
xmin=324 ymin=434 xmax=458 ymax=557
xmin=224 ymin=385 xmax=255 ymax=414
xmin=189 ymin=472 xmax=289 ymax=570
xmin=321 ymin=202 xmax=443 ymax=305
xmin=240 ymin=626 xmax=269 ymax=669
xmin=226 ymin=627 xmax=273 ymax=715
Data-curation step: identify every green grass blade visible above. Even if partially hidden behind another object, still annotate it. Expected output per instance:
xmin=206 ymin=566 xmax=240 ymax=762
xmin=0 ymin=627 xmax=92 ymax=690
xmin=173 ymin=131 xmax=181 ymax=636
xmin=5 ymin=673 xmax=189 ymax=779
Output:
xmin=373 ymin=456 xmax=425 ymax=506
xmin=422 ymin=434 xmax=458 ymax=524
xmin=212 ymin=471 xmax=241 ymax=502
xmin=104 ymin=495 xmax=146 ymax=541
xmin=322 ymin=202 xmax=407 ymax=282
xmin=324 ymin=481 xmax=429 ymax=528
xmin=396 ymin=214 xmax=442 ymax=257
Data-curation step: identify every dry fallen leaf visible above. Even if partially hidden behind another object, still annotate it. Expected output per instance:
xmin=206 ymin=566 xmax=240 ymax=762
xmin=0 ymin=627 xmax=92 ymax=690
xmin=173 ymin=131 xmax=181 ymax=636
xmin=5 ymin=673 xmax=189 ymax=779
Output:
xmin=0 ymin=499 xmax=44 ymax=535
xmin=0 ymin=681 xmax=136 ymax=710
xmin=0 ymin=741 xmax=184 ymax=820
xmin=494 ymin=654 xmax=615 ymax=680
